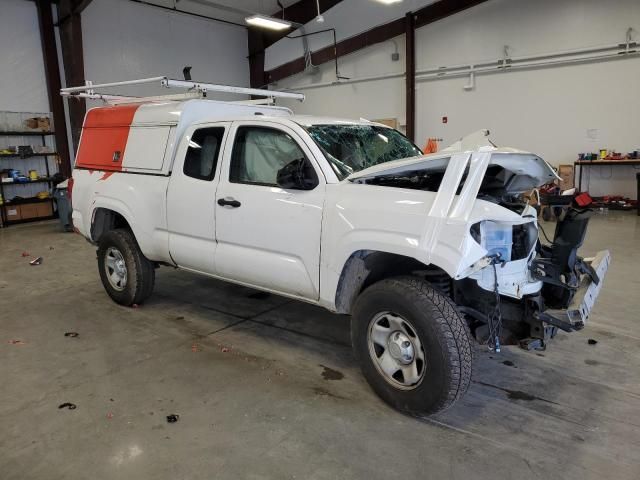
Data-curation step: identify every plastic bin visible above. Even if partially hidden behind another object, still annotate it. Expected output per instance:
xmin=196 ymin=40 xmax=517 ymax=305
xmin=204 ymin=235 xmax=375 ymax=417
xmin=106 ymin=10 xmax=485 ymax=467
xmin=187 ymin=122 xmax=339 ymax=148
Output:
xmin=53 ymin=181 xmax=72 ymax=232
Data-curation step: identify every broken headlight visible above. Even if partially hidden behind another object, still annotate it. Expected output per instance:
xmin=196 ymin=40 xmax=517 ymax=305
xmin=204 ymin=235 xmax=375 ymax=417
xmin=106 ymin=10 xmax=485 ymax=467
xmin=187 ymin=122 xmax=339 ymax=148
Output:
xmin=470 ymin=221 xmax=537 ymax=262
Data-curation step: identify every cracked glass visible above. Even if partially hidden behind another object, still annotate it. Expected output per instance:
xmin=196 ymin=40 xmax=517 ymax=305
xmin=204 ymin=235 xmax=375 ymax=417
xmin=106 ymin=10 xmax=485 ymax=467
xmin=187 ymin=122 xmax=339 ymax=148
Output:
xmin=306 ymin=124 xmax=422 ymax=180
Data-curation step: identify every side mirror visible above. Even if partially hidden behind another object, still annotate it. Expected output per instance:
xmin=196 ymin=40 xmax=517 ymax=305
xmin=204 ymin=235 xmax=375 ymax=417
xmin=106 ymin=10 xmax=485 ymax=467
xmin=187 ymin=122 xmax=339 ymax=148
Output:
xmin=276 ymin=158 xmax=318 ymax=190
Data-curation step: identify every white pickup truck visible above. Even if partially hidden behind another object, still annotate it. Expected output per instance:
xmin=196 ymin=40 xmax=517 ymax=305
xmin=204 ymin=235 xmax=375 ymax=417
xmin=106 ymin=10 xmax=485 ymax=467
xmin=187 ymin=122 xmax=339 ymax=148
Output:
xmin=70 ymin=97 xmax=610 ymax=416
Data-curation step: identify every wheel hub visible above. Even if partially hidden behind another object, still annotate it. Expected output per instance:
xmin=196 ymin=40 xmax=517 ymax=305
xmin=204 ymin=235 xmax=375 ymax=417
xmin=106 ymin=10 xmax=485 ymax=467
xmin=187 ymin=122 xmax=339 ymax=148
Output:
xmin=387 ymin=331 xmax=415 ymax=364
xmin=105 ymin=247 xmax=128 ymax=291
xmin=115 ymin=259 xmax=126 ymax=276
xmin=367 ymin=312 xmax=426 ymax=390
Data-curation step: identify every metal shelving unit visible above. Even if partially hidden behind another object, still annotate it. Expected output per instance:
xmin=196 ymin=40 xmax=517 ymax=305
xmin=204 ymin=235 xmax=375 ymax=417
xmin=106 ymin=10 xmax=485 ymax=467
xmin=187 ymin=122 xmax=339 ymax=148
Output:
xmin=0 ymin=152 xmax=58 ymax=159
xmin=0 ymin=130 xmax=58 ymax=227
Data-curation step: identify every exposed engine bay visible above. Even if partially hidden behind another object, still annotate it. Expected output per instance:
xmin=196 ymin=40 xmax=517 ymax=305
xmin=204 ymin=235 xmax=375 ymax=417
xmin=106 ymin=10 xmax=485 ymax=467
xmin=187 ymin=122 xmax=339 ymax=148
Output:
xmin=358 ymin=163 xmax=551 ymax=209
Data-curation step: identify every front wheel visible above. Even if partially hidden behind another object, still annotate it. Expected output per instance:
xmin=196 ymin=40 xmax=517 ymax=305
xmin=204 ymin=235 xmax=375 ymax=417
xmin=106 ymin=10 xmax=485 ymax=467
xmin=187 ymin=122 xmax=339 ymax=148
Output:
xmin=351 ymin=276 xmax=473 ymax=416
xmin=97 ymin=229 xmax=155 ymax=306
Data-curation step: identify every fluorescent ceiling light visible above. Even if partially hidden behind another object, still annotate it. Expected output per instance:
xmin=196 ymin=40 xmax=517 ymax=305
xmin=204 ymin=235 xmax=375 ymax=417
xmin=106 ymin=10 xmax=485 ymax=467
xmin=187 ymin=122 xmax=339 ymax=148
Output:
xmin=374 ymin=0 xmax=403 ymax=4
xmin=245 ymin=14 xmax=292 ymax=31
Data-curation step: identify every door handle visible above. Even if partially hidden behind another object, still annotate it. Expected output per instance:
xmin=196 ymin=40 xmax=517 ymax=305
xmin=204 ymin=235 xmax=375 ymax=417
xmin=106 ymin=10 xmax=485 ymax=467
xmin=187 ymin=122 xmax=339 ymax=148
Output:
xmin=217 ymin=197 xmax=241 ymax=208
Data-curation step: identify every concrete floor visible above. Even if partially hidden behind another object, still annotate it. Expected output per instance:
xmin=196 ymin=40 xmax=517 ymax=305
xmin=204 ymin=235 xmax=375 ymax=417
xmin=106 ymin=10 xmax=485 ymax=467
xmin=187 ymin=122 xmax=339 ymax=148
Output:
xmin=1 ymin=212 xmax=639 ymax=480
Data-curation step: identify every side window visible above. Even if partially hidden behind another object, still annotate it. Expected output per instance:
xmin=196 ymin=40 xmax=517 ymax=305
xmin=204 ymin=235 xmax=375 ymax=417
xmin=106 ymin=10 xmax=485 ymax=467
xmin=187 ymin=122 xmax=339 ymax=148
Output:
xmin=183 ymin=127 xmax=224 ymax=181
xmin=229 ymin=126 xmax=313 ymax=187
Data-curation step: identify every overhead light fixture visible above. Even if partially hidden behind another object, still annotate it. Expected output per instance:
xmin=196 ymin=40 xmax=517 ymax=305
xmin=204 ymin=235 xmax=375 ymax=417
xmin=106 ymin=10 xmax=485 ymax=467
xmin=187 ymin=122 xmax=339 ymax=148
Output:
xmin=245 ymin=14 xmax=292 ymax=31
xmin=374 ymin=0 xmax=403 ymax=4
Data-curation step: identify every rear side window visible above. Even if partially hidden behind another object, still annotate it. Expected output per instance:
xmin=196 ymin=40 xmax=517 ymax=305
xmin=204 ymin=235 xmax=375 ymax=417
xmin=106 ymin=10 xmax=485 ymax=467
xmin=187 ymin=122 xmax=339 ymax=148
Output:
xmin=229 ymin=126 xmax=308 ymax=186
xmin=183 ymin=127 xmax=225 ymax=181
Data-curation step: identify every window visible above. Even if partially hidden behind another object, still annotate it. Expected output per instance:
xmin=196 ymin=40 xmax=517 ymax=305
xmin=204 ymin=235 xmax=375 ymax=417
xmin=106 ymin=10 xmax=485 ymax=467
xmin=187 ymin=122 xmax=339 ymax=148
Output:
xmin=230 ymin=126 xmax=311 ymax=186
xmin=306 ymin=124 xmax=422 ymax=181
xmin=183 ymin=127 xmax=224 ymax=181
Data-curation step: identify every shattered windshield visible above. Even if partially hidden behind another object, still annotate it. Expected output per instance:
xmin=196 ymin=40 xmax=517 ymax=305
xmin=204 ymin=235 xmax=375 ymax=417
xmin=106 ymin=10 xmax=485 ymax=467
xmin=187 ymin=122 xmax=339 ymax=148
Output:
xmin=305 ymin=124 xmax=422 ymax=180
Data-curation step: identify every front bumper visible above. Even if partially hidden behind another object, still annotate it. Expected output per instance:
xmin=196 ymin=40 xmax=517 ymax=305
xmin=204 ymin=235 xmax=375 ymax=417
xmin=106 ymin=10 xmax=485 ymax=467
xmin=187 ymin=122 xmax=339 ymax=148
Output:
xmin=539 ymin=249 xmax=611 ymax=331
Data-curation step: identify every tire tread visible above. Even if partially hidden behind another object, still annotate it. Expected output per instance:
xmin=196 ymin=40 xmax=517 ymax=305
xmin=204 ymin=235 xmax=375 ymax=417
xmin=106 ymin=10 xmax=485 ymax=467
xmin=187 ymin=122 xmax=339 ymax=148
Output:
xmin=98 ymin=229 xmax=155 ymax=306
xmin=352 ymin=276 xmax=473 ymax=416
xmin=394 ymin=276 xmax=473 ymax=413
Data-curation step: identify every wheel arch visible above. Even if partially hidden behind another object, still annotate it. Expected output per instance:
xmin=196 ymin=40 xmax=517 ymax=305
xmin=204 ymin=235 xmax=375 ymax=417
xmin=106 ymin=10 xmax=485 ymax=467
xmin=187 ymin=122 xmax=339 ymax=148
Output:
xmin=91 ymin=206 xmax=134 ymax=244
xmin=90 ymin=205 xmax=137 ymax=243
xmin=334 ymin=250 xmax=452 ymax=314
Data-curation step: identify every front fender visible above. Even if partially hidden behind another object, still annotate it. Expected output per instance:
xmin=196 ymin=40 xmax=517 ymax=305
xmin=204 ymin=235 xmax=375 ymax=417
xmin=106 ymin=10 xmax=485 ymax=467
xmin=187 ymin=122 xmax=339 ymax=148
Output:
xmin=319 ymin=183 xmax=537 ymax=309
xmin=319 ymin=184 xmax=452 ymax=309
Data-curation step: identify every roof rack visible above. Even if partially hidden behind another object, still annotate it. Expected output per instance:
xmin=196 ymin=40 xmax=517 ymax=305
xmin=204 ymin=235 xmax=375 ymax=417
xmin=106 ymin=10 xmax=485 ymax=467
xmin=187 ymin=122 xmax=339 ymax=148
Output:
xmin=60 ymin=76 xmax=305 ymax=105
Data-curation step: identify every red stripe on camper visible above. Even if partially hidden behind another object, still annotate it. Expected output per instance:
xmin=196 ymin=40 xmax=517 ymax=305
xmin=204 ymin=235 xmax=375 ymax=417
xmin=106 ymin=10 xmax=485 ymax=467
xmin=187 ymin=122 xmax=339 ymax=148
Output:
xmin=75 ymin=104 xmax=140 ymax=171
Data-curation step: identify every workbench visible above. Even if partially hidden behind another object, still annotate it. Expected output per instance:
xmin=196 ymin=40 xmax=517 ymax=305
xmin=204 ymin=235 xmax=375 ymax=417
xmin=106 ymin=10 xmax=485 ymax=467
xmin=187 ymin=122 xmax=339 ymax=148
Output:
xmin=574 ymin=160 xmax=640 ymax=216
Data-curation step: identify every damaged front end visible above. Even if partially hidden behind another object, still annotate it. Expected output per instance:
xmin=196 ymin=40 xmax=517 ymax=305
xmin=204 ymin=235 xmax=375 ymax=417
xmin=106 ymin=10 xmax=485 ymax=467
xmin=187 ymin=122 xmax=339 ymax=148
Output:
xmin=348 ymin=130 xmax=610 ymax=351
xmin=528 ymin=209 xmax=611 ymax=341
xmin=455 ymin=208 xmax=610 ymax=350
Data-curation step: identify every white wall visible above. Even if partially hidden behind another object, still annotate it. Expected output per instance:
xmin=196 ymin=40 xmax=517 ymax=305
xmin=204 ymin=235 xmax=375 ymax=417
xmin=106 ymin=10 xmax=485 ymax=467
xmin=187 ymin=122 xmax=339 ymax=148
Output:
xmin=81 ymin=0 xmax=250 ymax=101
xmin=0 ymin=0 xmax=49 ymax=112
xmin=272 ymin=0 xmax=640 ymax=198
xmin=275 ymin=35 xmax=407 ymax=126
xmin=265 ymin=0 xmax=436 ymax=70
xmin=414 ymin=0 xmax=640 ymax=197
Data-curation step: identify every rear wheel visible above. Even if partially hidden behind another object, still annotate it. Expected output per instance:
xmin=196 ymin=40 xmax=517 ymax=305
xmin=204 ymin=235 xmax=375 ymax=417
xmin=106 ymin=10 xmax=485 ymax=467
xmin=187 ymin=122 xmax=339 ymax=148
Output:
xmin=97 ymin=229 xmax=155 ymax=306
xmin=351 ymin=276 xmax=473 ymax=416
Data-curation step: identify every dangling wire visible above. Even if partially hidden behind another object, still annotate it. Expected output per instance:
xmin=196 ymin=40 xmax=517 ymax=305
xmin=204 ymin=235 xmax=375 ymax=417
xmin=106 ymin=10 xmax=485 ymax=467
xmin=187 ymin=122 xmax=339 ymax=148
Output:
xmin=487 ymin=257 xmax=503 ymax=352
xmin=538 ymin=222 xmax=553 ymax=244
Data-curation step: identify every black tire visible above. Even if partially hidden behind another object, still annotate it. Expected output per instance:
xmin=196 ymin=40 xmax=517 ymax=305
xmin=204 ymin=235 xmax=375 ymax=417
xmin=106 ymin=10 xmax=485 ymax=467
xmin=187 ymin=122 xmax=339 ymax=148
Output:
xmin=351 ymin=276 xmax=473 ymax=416
xmin=97 ymin=229 xmax=155 ymax=306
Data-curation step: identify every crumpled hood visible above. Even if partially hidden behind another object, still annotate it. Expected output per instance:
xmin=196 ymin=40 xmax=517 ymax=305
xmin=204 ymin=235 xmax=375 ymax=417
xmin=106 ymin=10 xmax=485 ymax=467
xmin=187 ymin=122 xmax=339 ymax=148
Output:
xmin=347 ymin=130 xmax=559 ymax=194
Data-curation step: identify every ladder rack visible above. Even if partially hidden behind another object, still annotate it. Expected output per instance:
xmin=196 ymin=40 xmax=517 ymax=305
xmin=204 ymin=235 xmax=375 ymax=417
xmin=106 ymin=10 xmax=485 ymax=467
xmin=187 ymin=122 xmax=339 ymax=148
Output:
xmin=60 ymin=76 xmax=305 ymax=105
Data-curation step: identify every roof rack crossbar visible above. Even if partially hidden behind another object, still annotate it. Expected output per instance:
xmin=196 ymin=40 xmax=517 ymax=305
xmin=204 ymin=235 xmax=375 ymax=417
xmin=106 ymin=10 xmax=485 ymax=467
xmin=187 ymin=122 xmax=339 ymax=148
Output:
xmin=60 ymin=91 xmax=205 ymax=105
xmin=60 ymin=76 xmax=304 ymax=102
xmin=60 ymin=77 xmax=166 ymax=94
xmin=160 ymin=78 xmax=303 ymax=100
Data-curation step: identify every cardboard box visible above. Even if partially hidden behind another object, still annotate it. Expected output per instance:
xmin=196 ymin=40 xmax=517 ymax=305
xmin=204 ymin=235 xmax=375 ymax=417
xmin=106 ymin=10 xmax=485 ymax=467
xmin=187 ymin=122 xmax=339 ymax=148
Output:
xmin=39 ymin=202 xmax=53 ymax=217
xmin=3 ymin=205 xmax=21 ymax=221
xmin=19 ymin=204 xmax=39 ymax=220
xmin=23 ymin=118 xmax=39 ymax=129
xmin=371 ymin=118 xmax=398 ymax=129
xmin=22 ymin=116 xmax=51 ymax=132
xmin=37 ymin=117 xmax=51 ymax=131
xmin=558 ymin=164 xmax=574 ymax=190
xmin=3 ymin=202 xmax=53 ymax=221
xmin=20 ymin=202 xmax=53 ymax=220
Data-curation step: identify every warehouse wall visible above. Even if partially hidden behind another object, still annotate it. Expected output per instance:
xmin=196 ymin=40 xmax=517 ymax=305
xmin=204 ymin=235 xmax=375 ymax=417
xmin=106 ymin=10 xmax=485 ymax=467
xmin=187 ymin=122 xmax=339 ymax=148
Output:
xmin=81 ymin=0 xmax=249 ymax=100
xmin=0 ymin=0 xmax=49 ymax=112
xmin=273 ymin=36 xmax=408 ymax=127
xmin=270 ymin=0 xmax=640 ymax=198
xmin=0 ymin=0 xmax=57 ymax=201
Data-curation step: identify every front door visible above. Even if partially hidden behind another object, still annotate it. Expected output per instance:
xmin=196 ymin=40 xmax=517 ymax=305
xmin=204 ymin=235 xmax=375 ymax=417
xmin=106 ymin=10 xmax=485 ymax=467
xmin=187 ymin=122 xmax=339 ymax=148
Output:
xmin=166 ymin=123 xmax=229 ymax=274
xmin=214 ymin=121 xmax=325 ymax=300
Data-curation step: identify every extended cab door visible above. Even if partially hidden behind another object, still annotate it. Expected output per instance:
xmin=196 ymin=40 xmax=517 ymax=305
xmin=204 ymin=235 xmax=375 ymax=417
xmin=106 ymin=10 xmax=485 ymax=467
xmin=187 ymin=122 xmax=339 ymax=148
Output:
xmin=214 ymin=121 xmax=325 ymax=300
xmin=166 ymin=122 xmax=229 ymax=273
